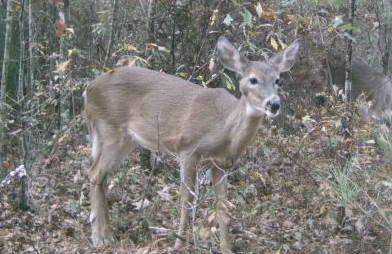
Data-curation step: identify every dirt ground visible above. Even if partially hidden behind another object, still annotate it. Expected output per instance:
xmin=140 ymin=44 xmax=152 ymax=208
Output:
xmin=1 ymin=102 xmax=391 ymax=254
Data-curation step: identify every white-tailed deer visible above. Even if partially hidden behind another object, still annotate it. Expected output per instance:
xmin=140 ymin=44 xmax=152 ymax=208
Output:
xmin=328 ymin=53 xmax=392 ymax=120
xmin=84 ymin=36 xmax=299 ymax=253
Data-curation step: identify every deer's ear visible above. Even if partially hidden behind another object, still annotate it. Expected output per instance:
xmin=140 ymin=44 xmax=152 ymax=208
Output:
xmin=217 ymin=36 xmax=249 ymax=75
xmin=269 ymin=41 xmax=300 ymax=73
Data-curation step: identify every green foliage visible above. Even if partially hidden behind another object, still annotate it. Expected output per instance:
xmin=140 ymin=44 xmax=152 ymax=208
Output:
xmin=321 ymin=136 xmax=339 ymax=157
xmin=312 ymin=0 xmax=345 ymax=9
xmin=375 ymin=120 xmax=392 ymax=162
xmin=223 ymin=14 xmax=234 ymax=26
xmin=240 ymin=8 xmax=254 ymax=28
xmin=328 ymin=159 xmax=360 ymax=207
xmin=221 ymin=72 xmax=236 ymax=91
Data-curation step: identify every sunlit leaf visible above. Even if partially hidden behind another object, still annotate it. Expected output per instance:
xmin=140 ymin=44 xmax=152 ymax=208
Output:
xmin=222 ymin=73 xmax=235 ymax=91
xmin=270 ymin=37 xmax=279 ymax=50
xmin=255 ymin=2 xmax=263 ymax=18
xmin=118 ymin=43 xmax=139 ymax=52
xmin=260 ymin=7 xmax=276 ymax=19
xmin=210 ymin=9 xmax=218 ymax=25
xmin=146 ymin=43 xmax=159 ymax=48
xmin=157 ymin=46 xmax=170 ymax=53
xmin=278 ymin=38 xmax=288 ymax=49
xmin=56 ymin=60 xmax=71 ymax=72
xmin=223 ymin=14 xmax=233 ymax=26
xmin=68 ymin=48 xmax=81 ymax=56
xmin=331 ymin=15 xmax=344 ymax=28
xmin=65 ymin=27 xmax=74 ymax=34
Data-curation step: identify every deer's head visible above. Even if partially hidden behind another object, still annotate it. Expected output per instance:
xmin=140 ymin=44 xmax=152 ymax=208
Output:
xmin=217 ymin=36 xmax=299 ymax=117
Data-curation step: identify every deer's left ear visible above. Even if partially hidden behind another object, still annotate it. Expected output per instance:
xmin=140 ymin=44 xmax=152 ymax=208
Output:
xmin=217 ymin=36 xmax=249 ymax=76
xmin=269 ymin=41 xmax=300 ymax=73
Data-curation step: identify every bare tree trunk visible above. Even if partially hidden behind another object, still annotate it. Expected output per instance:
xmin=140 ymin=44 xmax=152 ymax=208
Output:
xmin=104 ymin=0 xmax=119 ymax=66
xmin=344 ymin=0 xmax=356 ymax=102
xmin=28 ymin=0 xmax=34 ymax=94
xmin=146 ymin=0 xmax=155 ymax=41
xmin=0 ymin=0 xmax=14 ymax=163
xmin=17 ymin=1 xmax=29 ymax=208
xmin=383 ymin=0 xmax=392 ymax=74
xmin=18 ymin=0 xmax=26 ymax=102
xmin=18 ymin=0 xmax=27 ymax=163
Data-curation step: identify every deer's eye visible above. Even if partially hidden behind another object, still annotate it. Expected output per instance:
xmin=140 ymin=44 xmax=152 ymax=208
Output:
xmin=275 ymin=78 xmax=282 ymax=86
xmin=249 ymin=78 xmax=258 ymax=85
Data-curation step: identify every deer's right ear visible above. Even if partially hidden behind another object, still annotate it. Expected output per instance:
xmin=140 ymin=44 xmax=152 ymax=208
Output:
xmin=217 ymin=36 xmax=249 ymax=75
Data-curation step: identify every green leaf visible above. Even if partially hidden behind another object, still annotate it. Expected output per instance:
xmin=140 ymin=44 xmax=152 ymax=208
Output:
xmin=338 ymin=24 xmax=354 ymax=31
xmin=222 ymin=73 xmax=235 ymax=91
xmin=223 ymin=14 xmax=234 ymax=26
xmin=240 ymin=8 xmax=254 ymax=27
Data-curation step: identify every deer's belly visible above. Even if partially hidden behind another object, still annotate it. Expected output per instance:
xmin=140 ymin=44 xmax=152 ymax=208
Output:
xmin=127 ymin=126 xmax=181 ymax=154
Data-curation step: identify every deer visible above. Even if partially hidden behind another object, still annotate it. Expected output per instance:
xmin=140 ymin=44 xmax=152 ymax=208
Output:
xmin=328 ymin=53 xmax=392 ymax=121
xmin=84 ymin=36 xmax=299 ymax=253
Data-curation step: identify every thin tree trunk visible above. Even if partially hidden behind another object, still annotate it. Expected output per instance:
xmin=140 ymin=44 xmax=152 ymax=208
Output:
xmin=344 ymin=0 xmax=356 ymax=102
xmin=18 ymin=0 xmax=26 ymax=101
xmin=383 ymin=0 xmax=392 ymax=75
xmin=0 ymin=0 xmax=14 ymax=163
xmin=18 ymin=0 xmax=27 ymax=162
xmin=104 ymin=0 xmax=119 ymax=66
xmin=55 ymin=0 xmax=66 ymax=130
xmin=146 ymin=0 xmax=155 ymax=41
xmin=16 ymin=1 xmax=29 ymax=210
xmin=17 ymin=1 xmax=29 ymax=210
xmin=28 ymin=0 xmax=34 ymax=94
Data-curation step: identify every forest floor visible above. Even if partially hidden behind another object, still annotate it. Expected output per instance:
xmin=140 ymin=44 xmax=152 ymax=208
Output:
xmin=1 ymin=100 xmax=392 ymax=254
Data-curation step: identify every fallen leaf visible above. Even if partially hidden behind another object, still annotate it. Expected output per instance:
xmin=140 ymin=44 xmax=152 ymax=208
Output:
xmin=270 ymin=37 xmax=279 ymax=50
xmin=255 ymin=2 xmax=263 ymax=18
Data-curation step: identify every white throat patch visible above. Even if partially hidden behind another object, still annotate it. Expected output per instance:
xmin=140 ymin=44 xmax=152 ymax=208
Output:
xmin=245 ymin=101 xmax=265 ymax=117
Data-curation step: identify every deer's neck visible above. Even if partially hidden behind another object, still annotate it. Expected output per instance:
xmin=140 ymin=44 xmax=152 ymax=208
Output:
xmin=221 ymin=97 xmax=263 ymax=162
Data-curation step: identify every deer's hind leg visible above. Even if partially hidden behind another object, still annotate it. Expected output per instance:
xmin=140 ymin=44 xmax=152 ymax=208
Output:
xmin=88 ymin=121 xmax=135 ymax=246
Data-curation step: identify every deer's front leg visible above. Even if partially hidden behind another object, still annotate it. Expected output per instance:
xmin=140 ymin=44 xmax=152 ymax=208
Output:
xmin=212 ymin=167 xmax=233 ymax=254
xmin=174 ymin=155 xmax=197 ymax=249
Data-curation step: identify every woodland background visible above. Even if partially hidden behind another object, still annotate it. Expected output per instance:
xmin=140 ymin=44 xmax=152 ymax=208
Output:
xmin=1 ymin=0 xmax=392 ymax=253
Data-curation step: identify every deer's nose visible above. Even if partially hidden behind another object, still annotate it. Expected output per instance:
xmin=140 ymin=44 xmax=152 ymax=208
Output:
xmin=267 ymin=100 xmax=281 ymax=114
xmin=270 ymin=102 xmax=280 ymax=113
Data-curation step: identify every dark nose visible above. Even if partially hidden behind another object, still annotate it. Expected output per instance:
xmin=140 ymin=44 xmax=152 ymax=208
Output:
xmin=269 ymin=101 xmax=280 ymax=114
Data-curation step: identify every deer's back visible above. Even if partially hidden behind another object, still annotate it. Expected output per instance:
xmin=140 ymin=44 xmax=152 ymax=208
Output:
xmin=85 ymin=66 xmax=239 ymax=154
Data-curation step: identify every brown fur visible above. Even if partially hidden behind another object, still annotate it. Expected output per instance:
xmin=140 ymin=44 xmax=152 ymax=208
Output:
xmin=85 ymin=37 xmax=299 ymax=253
xmin=328 ymin=53 xmax=392 ymax=118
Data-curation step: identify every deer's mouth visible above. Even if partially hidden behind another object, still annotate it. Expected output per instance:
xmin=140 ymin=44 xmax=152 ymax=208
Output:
xmin=246 ymin=95 xmax=281 ymax=117
xmin=264 ymin=109 xmax=280 ymax=118
xmin=248 ymin=104 xmax=279 ymax=118
xmin=264 ymin=103 xmax=280 ymax=117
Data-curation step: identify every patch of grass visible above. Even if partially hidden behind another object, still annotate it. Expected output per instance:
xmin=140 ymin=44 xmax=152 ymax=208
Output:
xmin=375 ymin=120 xmax=392 ymax=162
xmin=328 ymin=159 xmax=360 ymax=208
